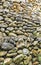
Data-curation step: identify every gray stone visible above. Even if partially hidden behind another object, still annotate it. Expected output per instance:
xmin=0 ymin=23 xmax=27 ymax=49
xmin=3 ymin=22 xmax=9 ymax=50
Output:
xmin=23 ymin=48 xmax=29 ymax=55
xmin=1 ymin=42 xmax=14 ymax=50
xmin=0 ymin=16 xmax=3 ymax=20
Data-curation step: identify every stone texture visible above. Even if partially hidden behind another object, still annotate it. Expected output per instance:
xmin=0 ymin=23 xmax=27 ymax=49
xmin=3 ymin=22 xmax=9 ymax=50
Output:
xmin=0 ymin=0 xmax=41 ymax=65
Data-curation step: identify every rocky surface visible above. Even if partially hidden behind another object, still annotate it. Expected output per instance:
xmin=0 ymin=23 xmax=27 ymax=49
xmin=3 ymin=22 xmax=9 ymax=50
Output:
xmin=0 ymin=0 xmax=41 ymax=65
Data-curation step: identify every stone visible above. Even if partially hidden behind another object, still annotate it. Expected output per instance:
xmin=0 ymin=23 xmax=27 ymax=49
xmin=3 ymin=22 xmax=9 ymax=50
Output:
xmin=1 ymin=28 xmax=5 ymax=32
xmin=9 ymin=33 xmax=17 ymax=37
xmin=0 ymin=21 xmax=4 ymax=23
xmin=1 ymin=42 xmax=14 ymax=50
xmin=0 ymin=58 xmax=4 ymax=62
xmin=0 ymin=16 xmax=3 ymax=20
xmin=16 ymin=30 xmax=23 ymax=35
xmin=32 ymin=41 xmax=38 ymax=45
xmin=23 ymin=48 xmax=29 ymax=55
xmin=38 ymin=55 xmax=41 ymax=63
xmin=6 ymin=53 xmax=17 ymax=57
xmin=33 ymin=61 xmax=39 ymax=65
xmin=0 ymin=51 xmax=7 ymax=56
xmin=4 ymin=9 xmax=9 ymax=13
xmin=17 ymin=50 xmax=23 ymax=54
xmin=0 ymin=32 xmax=4 ymax=46
xmin=0 ymin=23 xmax=8 ymax=28
xmin=7 ymin=27 xmax=13 ymax=31
xmin=13 ymin=54 xmax=24 ymax=63
xmin=4 ymin=58 xmax=12 ymax=65
xmin=24 ymin=56 xmax=32 ymax=65
xmin=10 ymin=63 xmax=15 ymax=65
xmin=28 ymin=61 xmax=32 ymax=65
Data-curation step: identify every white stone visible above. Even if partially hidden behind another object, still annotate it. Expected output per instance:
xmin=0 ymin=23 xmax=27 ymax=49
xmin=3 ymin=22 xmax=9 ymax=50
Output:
xmin=23 ymin=48 xmax=29 ymax=55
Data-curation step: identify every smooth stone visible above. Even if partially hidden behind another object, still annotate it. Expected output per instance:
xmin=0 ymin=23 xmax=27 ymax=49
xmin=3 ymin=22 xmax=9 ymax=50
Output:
xmin=0 ymin=9 xmax=3 ymax=12
xmin=32 ymin=41 xmax=38 ymax=45
xmin=0 ymin=21 xmax=4 ymax=23
xmin=23 ymin=48 xmax=29 ymax=55
xmin=3 ymin=1 xmax=10 ymax=7
xmin=4 ymin=58 xmax=12 ymax=65
xmin=13 ymin=54 xmax=24 ymax=63
xmin=0 ymin=58 xmax=4 ymax=62
xmin=5 ymin=18 xmax=12 ymax=22
xmin=37 ymin=27 xmax=41 ymax=31
xmin=1 ymin=42 xmax=14 ymax=50
xmin=9 ymin=33 xmax=17 ymax=37
xmin=0 ymin=51 xmax=7 ymax=56
xmin=0 ymin=16 xmax=3 ymax=20
xmin=0 ymin=23 xmax=8 ymax=28
xmin=17 ymin=50 xmax=23 ymax=54
xmin=9 ymin=48 xmax=18 ymax=53
xmin=28 ymin=61 xmax=32 ymax=65
xmin=6 ymin=53 xmax=17 ymax=57
xmin=24 ymin=55 xmax=32 ymax=65
xmin=7 ymin=27 xmax=13 ymax=31
xmin=5 ymin=30 xmax=9 ymax=35
xmin=1 ymin=28 xmax=5 ymax=32
xmin=10 ymin=63 xmax=15 ymax=65
xmin=17 ymin=43 xmax=25 ymax=48
xmin=9 ymin=23 xmax=16 ymax=27
xmin=33 ymin=61 xmax=39 ymax=65
xmin=19 ymin=62 xmax=24 ymax=65
xmin=38 ymin=55 xmax=41 ymax=63
xmin=23 ymin=26 xmax=28 ymax=29
xmin=4 ymin=9 xmax=9 ymax=13
xmin=0 ymin=32 xmax=4 ymax=46
xmin=16 ymin=30 xmax=23 ymax=35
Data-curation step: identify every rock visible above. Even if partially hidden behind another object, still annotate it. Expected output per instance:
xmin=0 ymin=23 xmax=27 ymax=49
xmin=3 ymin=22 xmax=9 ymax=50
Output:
xmin=16 ymin=30 xmax=23 ymax=35
xmin=17 ymin=50 xmax=23 ymax=54
xmin=23 ymin=48 xmax=29 ymax=55
xmin=37 ymin=27 xmax=41 ymax=31
xmin=0 ymin=21 xmax=4 ymax=23
xmin=33 ymin=61 xmax=39 ymax=65
xmin=17 ymin=42 xmax=25 ymax=48
xmin=0 ymin=23 xmax=8 ymax=28
xmin=24 ymin=56 xmax=32 ymax=65
xmin=13 ymin=54 xmax=24 ymax=63
xmin=0 ymin=16 xmax=3 ymax=20
xmin=38 ymin=55 xmax=41 ymax=63
xmin=1 ymin=42 xmax=14 ymax=50
xmin=3 ymin=1 xmax=10 ymax=7
xmin=6 ymin=53 xmax=17 ymax=57
xmin=0 ymin=58 xmax=4 ymax=62
xmin=1 ymin=28 xmax=5 ymax=32
xmin=7 ymin=27 xmax=13 ymax=31
xmin=4 ymin=58 xmax=12 ymax=65
xmin=10 ymin=63 xmax=15 ymax=65
xmin=28 ymin=61 xmax=32 ymax=65
xmin=20 ymin=62 xmax=24 ymax=65
xmin=4 ymin=8 xmax=9 ymax=13
xmin=0 ymin=32 xmax=4 ymax=46
xmin=32 ymin=49 xmax=38 ymax=56
xmin=32 ymin=41 xmax=38 ymax=45
xmin=9 ymin=33 xmax=17 ymax=37
xmin=0 ymin=51 xmax=7 ymax=56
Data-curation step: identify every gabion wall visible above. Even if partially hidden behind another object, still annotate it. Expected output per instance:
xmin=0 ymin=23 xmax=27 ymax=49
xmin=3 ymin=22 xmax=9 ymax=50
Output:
xmin=0 ymin=0 xmax=41 ymax=65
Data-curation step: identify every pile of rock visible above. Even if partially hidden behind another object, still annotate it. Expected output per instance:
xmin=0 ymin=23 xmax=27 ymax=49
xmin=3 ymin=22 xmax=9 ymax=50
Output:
xmin=0 ymin=0 xmax=41 ymax=65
